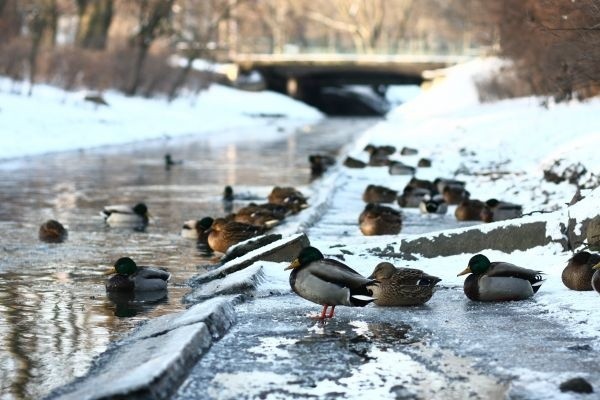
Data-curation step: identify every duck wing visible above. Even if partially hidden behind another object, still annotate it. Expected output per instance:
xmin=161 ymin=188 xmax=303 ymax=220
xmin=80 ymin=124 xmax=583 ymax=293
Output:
xmin=487 ymin=262 xmax=544 ymax=290
xmin=136 ymin=267 xmax=171 ymax=281
xmin=101 ymin=204 xmax=133 ymax=217
xmin=308 ymin=259 xmax=376 ymax=289
xmin=393 ymin=268 xmax=441 ymax=286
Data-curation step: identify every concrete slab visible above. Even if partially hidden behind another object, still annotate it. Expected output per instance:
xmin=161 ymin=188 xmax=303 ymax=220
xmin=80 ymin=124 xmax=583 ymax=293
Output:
xmin=52 ymin=322 xmax=212 ymax=400
xmin=189 ymin=233 xmax=309 ymax=286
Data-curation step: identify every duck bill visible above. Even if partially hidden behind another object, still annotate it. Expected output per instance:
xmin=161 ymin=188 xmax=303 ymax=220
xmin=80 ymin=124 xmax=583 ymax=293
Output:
xmin=593 ymin=262 xmax=600 ymax=270
xmin=104 ymin=266 xmax=117 ymax=275
xmin=457 ymin=266 xmax=472 ymax=276
xmin=285 ymin=258 xmax=301 ymax=271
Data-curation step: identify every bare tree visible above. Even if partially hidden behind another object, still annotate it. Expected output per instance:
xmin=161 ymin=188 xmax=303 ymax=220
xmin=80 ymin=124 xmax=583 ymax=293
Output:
xmin=125 ymin=0 xmax=174 ymax=96
xmin=75 ymin=0 xmax=113 ymax=50
xmin=168 ymin=0 xmax=244 ymax=100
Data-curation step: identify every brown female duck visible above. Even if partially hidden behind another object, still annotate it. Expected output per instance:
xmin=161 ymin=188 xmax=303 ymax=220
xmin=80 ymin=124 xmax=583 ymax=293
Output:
xmin=367 ymin=262 xmax=440 ymax=306
xmin=39 ymin=219 xmax=68 ymax=243
xmin=207 ymin=218 xmax=265 ymax=253
xmin=267 ymin=186 xmax=308 ymax=213
xmin=455 ymin=199 xmax=486 ymax=221
xmin=359 ymin=203 xmax=402 ymax=235
xmin=562 ymin=251 xmax=600 ymax=291
xmin=362 ymin=184 xmax=398 ymax=203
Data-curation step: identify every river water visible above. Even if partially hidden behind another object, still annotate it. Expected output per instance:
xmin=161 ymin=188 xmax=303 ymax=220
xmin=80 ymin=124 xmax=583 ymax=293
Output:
xmin=0 ymin=117 xmax=379 ymax=399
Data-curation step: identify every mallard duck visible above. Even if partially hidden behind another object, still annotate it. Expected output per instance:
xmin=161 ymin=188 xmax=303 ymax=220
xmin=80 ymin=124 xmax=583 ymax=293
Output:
xmin=454 ymin=199 xmax=485 ymax=221
xmin=267 ymin=186 xmax=308 ymax=213
xmin=388 ymin=161 xmax=416 ymax=175
xmin=562 ymin=251 xmax=600 ymax=291
xmin=364 ymin=144 xmax=396 ymax=156
xmin=443 ymin=185 xmax=470 ymax=205
xmin=400 ymin=146 xmax=418 ymax=155
xmin=164 ymin=153 xmax=182 ymax=169
xmin=406 ymin=178 xmax=437 ymax=193
xmin=457 ymin=254 xmax=544 ymax=301
xmin=181 ymin=217 xmax=214 ymax=241
xmin=309 ymin=154 xmax=336 ymax=177
xmin=39 ymin=219 xmax=68 ymax=243
xmin=233 ymin=204 xmax=283 ymax=229
xmin=397 ymin=187 xmax=430 ymax=208
xmin=101 ymin=203 xmax=149 ymax=227
xmin=592 ymin=262 xmax=600 ymax=294
xmin=480 ymin=199 xmax=523 ymax=222
xmin=417 ymin=158 xmax=432 ymax=167
xmin=367 ymin=262 xmax=440 ymax=306
xmin=105 ymin=257 xmax=170 ymax=292
xmin=207 ymin=218 xmax=265 ymax=253
xmin=285 ymin=246 xmax=377 ymax=319
xmin=434 ymin=178 xmax=466 ymax=195
xmin=362 ymin=184 xmax=398 ymax=204
xmin=359 ymin=203 xmax=402 ymax=235
xmin=343 ymin=156 xmax=366 ymax=169
xmin=419 ymin=195 xmax=448 ymax=214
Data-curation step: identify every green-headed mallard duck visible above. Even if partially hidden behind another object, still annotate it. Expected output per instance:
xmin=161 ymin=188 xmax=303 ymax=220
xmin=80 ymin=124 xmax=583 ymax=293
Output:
xmin=592 ymin=261 xmax=600 ymax=294
xmin=480 ymin=199 xmax=523 ymax=222
xmin=101 ymin=203 xmax=149 ymax=227
xmin=359 ymin=203 xmax=402 ymax=235
xmin=562 ymin=251 xmax=600 ymax=291
xmin=367 ymin=262 xmax=440 ymax=306
xmin=419 ymin=195 xmax=448 ymax=215
xmin=285 ymin=246 xmax=377 ymax=319
xmin=268 ymin=186 xmax=309 ymax=213
xmin=207 ymin=218 xmax=265 ymax=253
xmin=457 ymin=254 xmax=544 ymax=301
xmin=39 ymin=219 xmax=68 ymax=243
xmin=362 ymin=184 xmax=398 ymax=204
xmin=105 ymin=257 xmax=170 ymax=292
xmin=454 ymin=199 xmax=485 ymax=221
xmin=181 ymin=217 xmax=214 ymax=241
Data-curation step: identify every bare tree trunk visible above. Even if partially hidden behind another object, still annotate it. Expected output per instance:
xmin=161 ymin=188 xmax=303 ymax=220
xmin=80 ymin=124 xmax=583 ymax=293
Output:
xmin=26 ymin=0 xmax=57 ymax=96
xmin=125 ymin=0 xmax=174 ymax=96
xmin=76 ymin=0 xmax=113 ymax=50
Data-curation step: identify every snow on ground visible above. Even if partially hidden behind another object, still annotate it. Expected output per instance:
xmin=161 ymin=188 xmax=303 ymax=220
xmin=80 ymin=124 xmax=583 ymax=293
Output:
xmin=250 ymin=57 xmax=600 ymax=398
xmin=2 ymin=57 xmax=600 ymax=398
xmin=0 ymin=78 xmax=322 ymax=160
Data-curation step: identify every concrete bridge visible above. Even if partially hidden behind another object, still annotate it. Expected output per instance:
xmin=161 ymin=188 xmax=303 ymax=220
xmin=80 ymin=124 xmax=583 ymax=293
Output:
xmin=225 ymin=53 xmax=475 ymax=115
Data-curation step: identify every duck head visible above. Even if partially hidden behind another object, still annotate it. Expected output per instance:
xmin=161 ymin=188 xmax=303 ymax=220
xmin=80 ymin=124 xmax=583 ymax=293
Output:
xmin=198 ymin=217 xmax=214 ymax=232
xmin=114 ymin=257 xmax=139 ymax=276
xmin=457 ymin=254 xmax=491 ymax=276
xmin=285 ymin=246 xmax=324 ymax=270
xmin=368 ymin=262 xmax=395 ymax=280
xmin=223 ymin=186 xmax=234 ymax=201
xmin=133 ymin=203 xmax=149 ymax=217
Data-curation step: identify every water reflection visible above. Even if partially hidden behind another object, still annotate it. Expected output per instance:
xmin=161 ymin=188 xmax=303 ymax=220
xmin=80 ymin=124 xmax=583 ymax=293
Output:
xmin=0 ymin=117 xmax=377 ymax=399
xmin=105 ymin=291 xmax=168 ymax=318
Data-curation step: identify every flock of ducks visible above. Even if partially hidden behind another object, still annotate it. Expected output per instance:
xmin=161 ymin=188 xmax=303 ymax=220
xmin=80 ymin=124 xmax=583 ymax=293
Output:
xmin=39 ymin=181 xmax=310 ymax=293
xmin=351 ymin=144 xmax=524 ymax=237
xmin=36 ymin=148 xmax=600 ymax=322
